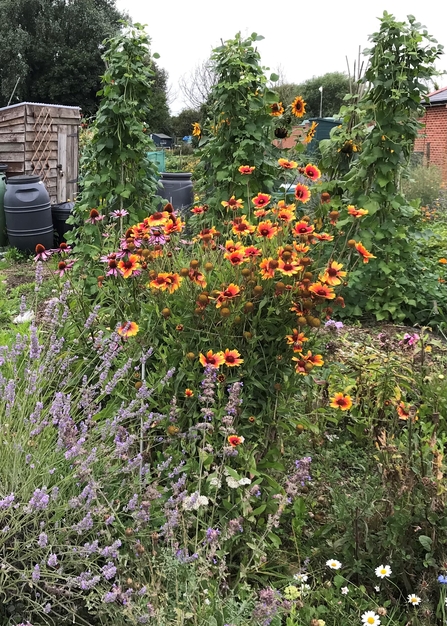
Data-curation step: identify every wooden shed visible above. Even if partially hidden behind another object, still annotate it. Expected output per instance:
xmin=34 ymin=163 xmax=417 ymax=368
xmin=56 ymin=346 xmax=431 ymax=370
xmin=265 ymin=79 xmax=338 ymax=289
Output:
xmin=0 ymin=102 xmax=81 ymax=204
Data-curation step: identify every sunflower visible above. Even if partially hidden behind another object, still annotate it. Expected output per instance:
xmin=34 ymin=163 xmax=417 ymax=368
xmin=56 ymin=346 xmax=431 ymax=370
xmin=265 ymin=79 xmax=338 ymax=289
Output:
xmin=231 ymin=217 xmax=256 ymax=236
xmin=256 ymin=220 xmax=279 ymax=239
xmin=320 ymin=261 xmax=347 ymax=286
xmin=199 ymin=350 xmax=225 ymax=368
xmin=348 ymin=205 xmax=369 ymax=217
xmin=117 ymin=254 xmax=140 ymax=278
xmin=192 ymin=122 xmax=201 ymax=137
xmin=221 ymin=196 xmax=244 ymax=210
xmin=330 ymin=393 xmax=352 ymax=411
xmin=252 ymin=193 xmax=271 ymax=208
xmin=291 ymin=95 xmax=306 ymax=118
xmin=308 ymin=282 xmax=336 ymax=299
xmin=238 ymin=165 xmax=255 ymax=175
xmin=146 ymin=211 xmax=169 ymax=227
xmin=224 ymin=249 xmax=246 ymax=266
xmin=304 ymin=121 xmax=318 ymax=144
xmin=293 ymin=221 xmax=314 ymax=237
xmin=278 ymin=158 xmax=298 ymax=170
xmin=117 ymin=321 xmax=139 ymax=338
xmin=355 ymin=242 xmax=376 ymax=263
xmin=228 ymin=434 xmax=244 ymax=447
xmin=294 ymin=184 xmax=311 ymax=203
xmin=223 ymin=349 xmax=244 ymax=366
xmin=270 ymin=102 xmax=285 ymax=116
xmin=304 ymin=164 xmax=321 ymax=181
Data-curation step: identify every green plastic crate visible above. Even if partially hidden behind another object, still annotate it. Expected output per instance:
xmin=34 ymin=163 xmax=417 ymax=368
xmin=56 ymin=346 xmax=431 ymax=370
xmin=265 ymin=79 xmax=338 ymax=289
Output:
xmin=146 ymin=151 xmax=165 ymax=172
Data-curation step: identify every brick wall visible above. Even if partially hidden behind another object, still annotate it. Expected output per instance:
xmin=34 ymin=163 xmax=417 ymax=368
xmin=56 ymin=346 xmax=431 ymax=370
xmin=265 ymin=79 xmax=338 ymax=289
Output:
xmin=414 ymin=105 xmax=447 ymax=183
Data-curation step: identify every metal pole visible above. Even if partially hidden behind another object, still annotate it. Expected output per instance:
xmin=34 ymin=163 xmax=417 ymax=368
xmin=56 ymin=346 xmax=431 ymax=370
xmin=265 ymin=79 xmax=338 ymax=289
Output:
xmin=319 ymin=86 xmax=323 ymax=118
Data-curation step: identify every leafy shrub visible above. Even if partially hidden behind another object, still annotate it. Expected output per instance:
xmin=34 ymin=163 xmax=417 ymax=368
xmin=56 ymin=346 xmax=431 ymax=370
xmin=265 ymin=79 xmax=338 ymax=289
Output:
xmin=402 ymin=164 xmax=443 ymax=207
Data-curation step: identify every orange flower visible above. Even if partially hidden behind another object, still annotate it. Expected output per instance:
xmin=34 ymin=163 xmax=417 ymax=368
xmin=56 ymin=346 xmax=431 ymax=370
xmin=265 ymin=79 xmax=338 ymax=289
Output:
xmin=244 ymin=245 xmax=262 ymax=259
xmin=199 ymin=350 xmax=225 ymax=368
xmin=117 ymin=254 xmax=140 ymax=278
xmin=150 ymin=272 xmax=182 ymax=293
xmin=291 ymin=95 xmax=306 ymax=118
xmin=439 ymin=258 xmax=447 ymax=264
xmin=294 ymin=184 xmax=311 ymax=203
xmin=164 ymin=217 xmax=184 ymax=234
xmin=228 ymin=434 xmax=244 ymax=447
xmin=259 ymin=257 xmax=276 ymax=279
xmin=239 ymin=165 xmax=255 ymax=175
xmin=293 ymin=221 xmax=314 ymax=237
xmin=215 ymin=284 xmax=241 ymax=308
xmin=286 ymin=329 xmax=308 ymax=345
xmin=307 ymin=352 xmax=324 ymax=366
xmin=223 ymin=349 xmax=244 ymax=366
xmin=313 ymin=232 xmax=334 ymax=242
xmin=276 ymin=200 xmax=296 ymax=211
xmin=320 ymin=261 xmax=347 ymax=286
xmin=224 ymin=249 xmax=246 ymax=266
xmin=294 ymin=242 xmax=310 ymax=254
xmin=192 ymin=122 xmax=201 ymax=137
xmin=231 ymin=217 xmax=256 ymax=236
xmin=271 ymin=102 xmax=285 ymax=116
xmin=330 ymin=393 xmax=353 ymax=411
xmin=221 ymin=196 xmax=244 ymax=210
xmin=355 ymin=242 xmax=376 ymax=264
xmin=304 ymin=121 xmax=318 ymax=144
xmin=189 ymin=269 xmax=207 ymax=288
xmin=256 ymin=220 xmax=279 ymax=239
xmin=278 ymin=158 xmax=298 ymax=169
xmin=185 ymin=388 xmax=194 ymax=397
xmin=276 ymin=208 xmax=295 ymax=223
xmin=117 ymin=321 xmax=139 ymax=338
xmin=291 ymin=356 xmax=309 ymax=375
xmin=225 ymin=239 xmax=245 ymax=253
xmin=191 ymin=205 xmax=205 ymax=214
xmin=254 ymin=208 xmax=270 ymax=218
xmin=304 ymin=164 xmax=321 ymax=181
xmin=396 ymin=402 xmax=410 ymax=419
xmin=278 ymin=258 xmax=301 ymax=276
xmin=308 ymin=282 xmax=336 ymax=299
xmin=197 ymin=226 xmax=218 ymax=240
xmin=252 ymin=193 xmax=271 ymax=208
xmin=145 ymin=211 xmax=169 ymax=227
xmin=347 ymin=205 xmax=368 ymax=218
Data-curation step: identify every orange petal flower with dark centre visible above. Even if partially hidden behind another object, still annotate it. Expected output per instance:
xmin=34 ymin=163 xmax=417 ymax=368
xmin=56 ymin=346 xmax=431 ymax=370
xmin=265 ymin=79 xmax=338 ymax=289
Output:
xmin=294 ymin=242 xmax=310 ymax=254
xmin=270 ymin=102 xmax=284 ymax=116
xmin=293 ymin=221 xmax=314 ymax=237
xmin=146 ymin=211 xmax=169 ymax=226
xmin=244 ymin=245 xmax=262 ymax=259
xmin=252 ymin=193 xmax=271 ymax=208
xmin=191 ymin=205 xmax=205 ymax=214
xmin=396 ymin=402 xmax=410 ymax=419
xmin=259 ymin=257 xmax=276 ymax=279
xmin=313 ymin=232 xmax=334 ymax=241
xmin=355 ymin=242 xmax=376 ymax=264
xmin=164 ymin=217 xmax=184 ymax=234
xmin=256 ymin=220 xmax=279 ymax=239
xmin=225 ymin=239 xmax=245 ymax=253
xmin=164 ymin=273 xmax=182 ymax=294
xmin=347 ymin=205 xmax=369 ymax=218
xmin=149 ymin=272 xmax=170 ymax=291
xmin=294 ymin=184 xmax=311 ymax=203
xmin=308 ymin=282 xmax=336 ymax=299
xmin=439 ymin=258 xmax=447 ymax=264
xmin=304 ymin=164 xmax=321 ymax=181
xmin=320 ymin=261 xmax=347 ymax=286
xmin=238 ymin=165 xmax=255 ymax=175
xmin=276 ymin=208 xmax=295 ymax=223
xmin=117 ymin=254 xmax=140 ymax=278
xmin=214 ymin=283 xmax=240 ymax=308
xmin=330 ymin=393 xmax=353 ymax=411
xmin=221 ymin=196 xmax=244 ymax=210
xmin=185 ymin=388 xmax=194 ymax=397
xmin=231 ymin=217 xmax=256 ymax=237
xmin=228 ymin=434 xmax=245 ymax=447
xmin=117 ymin=321 xmax=139 ymax=338
xmin=224 ymin=249 xmax=246 ymax=266
xmin=199 ymin=350 xmax=225 ymax=368
xmin=286 ymin=330 xmax=309 ymax=345
xmin=278 ymin=158 xmax=298 ymax=170
xmin=307 ymin=352 xmax=324 ymax=366
xmin=254 ymin=208 xmax=270 ymax=218
xmin=291 ymin=96 xmax=306 ymax=118
xmin=223 ymin=349 xmax=244 ymax=366
xmin=278 ymin=258 xmax=301 ymax=276
xmin=189 ymin=269 xmax=207 ymax=288
xmin=304 ymin=120 xmax=318 ymax=143
xmin=197 ymin=226 xmax=218 ymax=240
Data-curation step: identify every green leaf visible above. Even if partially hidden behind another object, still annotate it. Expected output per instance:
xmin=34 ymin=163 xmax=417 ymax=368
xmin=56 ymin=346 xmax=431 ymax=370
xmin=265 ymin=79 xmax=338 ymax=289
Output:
xmin=269 ymin=73 xmax=279 ymax=82
xmin=418 ymin=535 xmax=433 ymax=552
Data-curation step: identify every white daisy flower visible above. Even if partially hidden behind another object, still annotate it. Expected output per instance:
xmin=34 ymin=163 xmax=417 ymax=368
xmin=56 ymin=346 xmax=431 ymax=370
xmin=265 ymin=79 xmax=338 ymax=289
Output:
xmin=293 ymin=573 xmax=309 ymax=583
xmin=407 ymin=594 xmax=421 ymax=606
xmin=341 ymin=586 xmax=349 ymax=595
xmin=374 ymin=586 xmax=380 ymax=592
xmin=375 ymin=564 xmax=392 ymax=578
xmin=326 ymin=559 xmax=342 ymax=570
xmin=361 ymin=610 xmax=381 ymax=625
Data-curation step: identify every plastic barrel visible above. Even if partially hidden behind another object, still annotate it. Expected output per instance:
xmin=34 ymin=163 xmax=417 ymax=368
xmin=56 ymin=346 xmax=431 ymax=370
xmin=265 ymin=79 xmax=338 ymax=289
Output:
xmin=159 ymin=172 xmax=193 ymax=213
xmin=51 ymin=202 xmax=75 ymax=245
xmin=4 ymin=175 xmax=54 ymax=252
xmin=0 ymin=164 xmax=7 ymax=248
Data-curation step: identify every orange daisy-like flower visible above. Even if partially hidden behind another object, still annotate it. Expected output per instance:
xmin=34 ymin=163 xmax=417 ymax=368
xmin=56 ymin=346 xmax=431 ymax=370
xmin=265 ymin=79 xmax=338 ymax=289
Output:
xmin=199 ymin=350 xmax=225 ymax=369
xmin=215 ymin=283 xmax=241 ymax=308
xmin=291 ymin=95 xmax=306 ymax=118
xmin=294 ymin=242 xmax=310 ymax=254
xmin=320 ymin=261 xmax=347 ymax=286
xmin=347 ymin=205 xmax=369 ymax=218
xmin=309 ymin=282 xmax=336 ymax=299
xmin=259 ymin=257 xmax=276 ymax=280
xmin=355 ymin=242 xmax=376 ymax=264
xmin=224 ymin=249 xmax=246 ymax=266
xmin=197 ymin=226 xmax=218 ymax=240
xmin=223 ymin=349 xmax=244 ymax=367
xmin=304 ymin=164 xmax=321 ymax=181
xmin=439 ymin=258 xmax=447 ymax=264
xmin=285 ymin=330 xmax=308 ymax=353
xmin=191 ymin=205 xmax=205 ymax=214
xmin=276 ymin=208 xmax=295 ymax=223
xmin=278 ymin=258 xmax=301 ymax=276
xmin=304 ymin=121 xmax=318 ymax=144
xmin=244 ymin=245 xmax=262 ymax=259
xmin=228 ymin=434 xmax=245 ymax=447
xmin=221 ymin=196 xmax=244 ymax=210
xmin=313 ymin=232 xmax=334 ymax=242
xmin=278 ymin=158 xmax=298 ymax=170
xmin=396 ymin=401 xmax=410 ymax=419
xmin=294 ymin=184 xmax=311 ymax=203
xmin=164 ymin=217 xmax=184 ymax=234
xmin=239 ymin=165 xmax=255 ymax=175
xmin=252 ymin=193 xmax=271 ymax=208
xmin=231 ymin=217 xmax=256 ymax=237
xmin=150 ymin=272 xmax=183 ymax=294
xmin=276 ymin=200 xmax=296 ymax=211
xmin=256 ymin=220 xmax=279 ymax=239
xmin=270 ymin=102 xmax=285 ymax=116
xmin=254 ymin=208 xmax=270 ymax=218
xmin=307 ymin=352 xmax=324 ymax=367
xmin=330 ymin=393 xmax=353 ymax=411
xmin=189 ymin=269 xmax=207 ymax=288
xmin=145 ymin=211 xmax=170 ymax=227
xmin=293 ymin=221 xmax=315 ymax=237
xmin=117 ymin=254 xmax=140 ymax=278
xmin=225 ymin=239 xmax=245 ymax=253
xmin=117 ymin=321 xmax=139 ymax=338
xmin=185 ymin=388 xmax=194 ymax=398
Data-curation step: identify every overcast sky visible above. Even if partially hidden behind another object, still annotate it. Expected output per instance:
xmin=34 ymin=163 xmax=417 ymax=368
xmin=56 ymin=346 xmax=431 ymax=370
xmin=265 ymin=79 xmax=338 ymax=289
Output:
xmin=116 ymin=0 xmax=447 ymax=114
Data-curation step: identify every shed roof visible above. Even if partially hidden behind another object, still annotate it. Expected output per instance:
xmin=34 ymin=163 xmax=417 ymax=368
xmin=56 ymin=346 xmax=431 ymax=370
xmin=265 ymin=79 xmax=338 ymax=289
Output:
xmin=0 ymin=101 xmax=81 ymax=112
xmin=425 ymin=86 xmax=447 ymax=105
xmin=152 ymin=133 xmax=172 ymax=139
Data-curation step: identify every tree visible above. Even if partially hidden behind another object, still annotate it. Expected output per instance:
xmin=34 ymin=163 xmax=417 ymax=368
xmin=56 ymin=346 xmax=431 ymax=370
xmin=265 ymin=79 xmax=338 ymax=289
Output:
xmin=178 ymin=59 xmax=217 ymax=110
xmin=170 ymin=108 xmax=202 ymax=139
xmin=146 ymin=63 xmax=171 ymax=134
xmin=0 ymin=0 xmax=125 ymax=114
xmin=277 ymin=72 xmax=350 ymax=118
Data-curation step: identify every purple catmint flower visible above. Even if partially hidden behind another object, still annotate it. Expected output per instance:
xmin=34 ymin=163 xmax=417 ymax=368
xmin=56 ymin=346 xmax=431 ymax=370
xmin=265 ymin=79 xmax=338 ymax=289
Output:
xmin=205 ymin=527 xmax=220 ymax=544
xmin=284 ymin=457 xmax=312 ymax=499
xmin=38 ymin=532 xmax=48 ymax=547
xmin=43 ymin=603 xmax=51 ymax=614
xmin=35 ymin=261 xmax=44 ymax=291
xmin=126 ymin=494 xmax=139 ymax=512
xmin=227 ymin=518 xmax=244 ymax=536
xmin=160 ymin=367 xmax=176 ymax=386
xmin=72 ymin=512 xmax=93 ymax=534
xmin=84 ymin=304 xmax=101 ymax=329
xmin=4 ymin=379 xmax=16 ymax=417
xmin=0 ymin=493 xmax=15 ymax=509
xmin=29 ymin=323 xmax=43 ymax=360
xmin=101 ymin=562 xmax=117 ymax=580
xmin=103 ymin=590 xmax=118 ymax=603
xmin=32 ymin=564 xmax=41 ymax=581
xmin=70 ymin=571 xmax=101 ymax=590
xmin=47 ymin=553 xmax=58 ymax=567
xmin=83 ymin=540 xmax=99 ymax=555
xmin=27 ymin=487 xmax=50 ymax=512
xmin=101 ymin=540 xmax=121 ymax=559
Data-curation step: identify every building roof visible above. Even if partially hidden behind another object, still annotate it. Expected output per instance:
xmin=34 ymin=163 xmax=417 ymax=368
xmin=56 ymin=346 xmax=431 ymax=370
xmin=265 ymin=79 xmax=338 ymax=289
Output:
xmin=425 ymin=86 xmax=447 ymax=105
xmin=152 ymin=133 xmax=172 ymax=139
xmin=0 ymin=101 xmax=81 ymax=111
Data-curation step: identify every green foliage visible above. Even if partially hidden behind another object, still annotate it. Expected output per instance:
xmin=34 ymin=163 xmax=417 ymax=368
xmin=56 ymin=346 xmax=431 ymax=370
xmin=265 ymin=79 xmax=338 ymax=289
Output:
xmin=0 ymin=0 xmax=125 ymax=114
xmin=277 ymin=72 xmax=350 ymax=117
xmin=147 ymin=63 xmax=171 ymax=134
xmin=402 ymin=164 xmax=443 ymax=207
xmin=171 ymin=108 xmax=203 ymax=138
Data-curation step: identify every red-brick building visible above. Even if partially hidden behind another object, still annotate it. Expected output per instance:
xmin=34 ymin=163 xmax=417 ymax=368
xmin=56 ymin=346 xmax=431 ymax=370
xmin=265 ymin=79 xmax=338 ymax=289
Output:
xmin=414 ymin=86 xmax=447 ymax=183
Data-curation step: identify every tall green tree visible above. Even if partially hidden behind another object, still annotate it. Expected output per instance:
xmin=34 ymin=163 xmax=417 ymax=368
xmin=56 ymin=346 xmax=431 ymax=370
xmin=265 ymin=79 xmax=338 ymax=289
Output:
xmin=277 ymin=72 xmax=350 ymax=118
xmin=146 ymin=63 xmax=171 ymax=134
xmin=171 ymin=108 xmax=202 ymax=138
xmin=0 ymin=0 xmax=125 ymax=114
